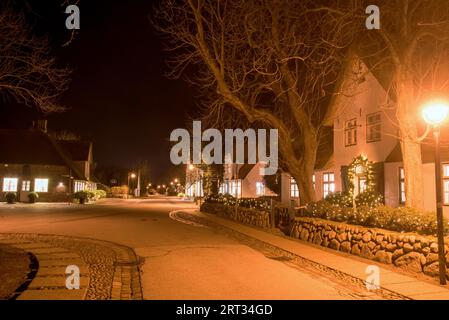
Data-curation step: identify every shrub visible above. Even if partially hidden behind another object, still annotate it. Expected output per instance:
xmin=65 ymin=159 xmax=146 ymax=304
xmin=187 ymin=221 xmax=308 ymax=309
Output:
xmin=5 ymin=192 xmax=16 ymax=204
xmin=28 ymin=192 xmax=39 ymax=203
xmin=203 ymin=193 xmax=271 ymax=211
xmin=324 ymin=191 xmax=352 ymax=207
xmin=92 ymin=189 xmax=107 ymax=200
xmin=110 ymin=185 xmax=129 ymax=198
xmin=74 ymin=190 xmax=91 ymax=204
xmin=355 ymin=190 xmax=383 ymax=208
xmin=303 ymin=203 xmax=445 ymax=236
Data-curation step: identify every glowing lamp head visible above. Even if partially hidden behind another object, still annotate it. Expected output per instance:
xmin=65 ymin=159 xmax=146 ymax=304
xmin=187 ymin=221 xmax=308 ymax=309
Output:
xmin=189 ymin=164 xmax=195 ymax=171
xmin=130 ymin=173 xmax=136 ymax=178
xmin=422 ymin=100 xmax=449 ymax=126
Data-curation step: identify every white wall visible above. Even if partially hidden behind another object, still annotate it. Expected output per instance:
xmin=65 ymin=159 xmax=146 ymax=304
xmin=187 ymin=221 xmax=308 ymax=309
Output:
xmin=332 ymin=58 xmax=398 ymax=193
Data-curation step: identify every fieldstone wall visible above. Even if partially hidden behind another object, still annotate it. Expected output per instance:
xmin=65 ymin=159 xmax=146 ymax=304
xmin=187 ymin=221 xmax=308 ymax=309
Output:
xmin=201 ymin=202 xmax=270 ymax=229
xmin=290 ymin=217 xmax=449 ymax=278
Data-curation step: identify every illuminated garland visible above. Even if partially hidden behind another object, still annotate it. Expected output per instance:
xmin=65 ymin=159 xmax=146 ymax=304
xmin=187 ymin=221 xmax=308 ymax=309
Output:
xmin=347 ymin=155 xmax=381 ymax=208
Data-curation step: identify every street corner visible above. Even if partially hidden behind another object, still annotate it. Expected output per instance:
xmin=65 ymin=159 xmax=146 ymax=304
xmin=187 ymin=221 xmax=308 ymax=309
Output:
xmin=0 ymin=233 xmax=143 ymax=300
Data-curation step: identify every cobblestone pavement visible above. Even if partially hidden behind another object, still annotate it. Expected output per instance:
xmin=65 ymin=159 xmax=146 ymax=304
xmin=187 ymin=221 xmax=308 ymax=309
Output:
xmin=174 ymin=211 xmax=410 ymax=300
xmin=0 ymin=233 xmax=143 ymax=300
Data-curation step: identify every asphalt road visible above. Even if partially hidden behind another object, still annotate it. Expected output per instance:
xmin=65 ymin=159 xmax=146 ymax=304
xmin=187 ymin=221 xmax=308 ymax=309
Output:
xmin=0 ymin=196 xmax=371 ymax=299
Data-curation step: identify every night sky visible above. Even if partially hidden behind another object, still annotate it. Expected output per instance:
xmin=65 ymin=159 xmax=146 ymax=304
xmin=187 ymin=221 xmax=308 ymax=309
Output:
xmin=0 ymin=0 xmax=195 ymax=183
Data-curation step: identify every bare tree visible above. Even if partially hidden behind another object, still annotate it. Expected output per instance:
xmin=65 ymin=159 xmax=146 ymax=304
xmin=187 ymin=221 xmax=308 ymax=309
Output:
xmin=0 ymin=3 xmax=70 ymax=113
xmin=352 ymin=0 xmax=449 ymax=209
xmin=153 ymin=0 xmax=356 ymax=203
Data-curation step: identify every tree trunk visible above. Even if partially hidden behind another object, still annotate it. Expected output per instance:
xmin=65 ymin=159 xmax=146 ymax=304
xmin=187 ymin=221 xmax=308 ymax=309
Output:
xmin=287 ymin=147 xmax=317 ymax=205
xmin=397 ymin=70 xmax=425 ymax=209
xmin=401 ymin=135 xmax=424 ymax=209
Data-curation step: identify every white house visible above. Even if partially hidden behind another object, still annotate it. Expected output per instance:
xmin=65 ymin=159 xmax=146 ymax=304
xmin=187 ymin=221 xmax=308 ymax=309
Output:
xmin=280 ymin=53 xmax=449 ymax=217
xmin=220 ymin=162 xmax=277 ymax=198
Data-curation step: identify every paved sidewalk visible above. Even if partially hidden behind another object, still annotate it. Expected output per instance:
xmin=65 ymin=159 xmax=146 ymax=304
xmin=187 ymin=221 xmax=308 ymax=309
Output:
xmin=0 ymin=234 xmax=143 ymax=300
xmin=182 ymin=210 xmax=449 ymax=300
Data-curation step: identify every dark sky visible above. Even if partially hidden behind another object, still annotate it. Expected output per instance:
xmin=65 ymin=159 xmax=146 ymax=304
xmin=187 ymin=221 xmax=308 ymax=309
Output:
xmin=1 ymin=0 xmax=195 ymax=183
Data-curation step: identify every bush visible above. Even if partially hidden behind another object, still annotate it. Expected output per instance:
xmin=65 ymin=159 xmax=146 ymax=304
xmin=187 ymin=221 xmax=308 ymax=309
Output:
xmin=324 ymin=191 xmax=352 ymax=207
xmin=5 ymin=192 xmax=16 ymax=204
xmin=28 ymin=192 xmax=39 ymax=203
xmin=203 ymin=193 xmax=271 ymax=211
xmin=355 ymin=191 xmax=383 ymax=208
xmin=92 ymin=189 xmax=107 ymax=200
xmin=110 ymin=185 xmax=129 ymax=198
xmin=303 ymin=203 xmax=444 ymax=236
xmin=74 ymin=190 xmax=92 ymax=204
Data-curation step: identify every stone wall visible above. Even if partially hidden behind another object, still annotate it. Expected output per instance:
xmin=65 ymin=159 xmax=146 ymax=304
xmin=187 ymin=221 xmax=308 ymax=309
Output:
xmin=201 ymin=202 xmax=270 ymax=229
xmin=290 ymin=217 xmax=449 ymax=278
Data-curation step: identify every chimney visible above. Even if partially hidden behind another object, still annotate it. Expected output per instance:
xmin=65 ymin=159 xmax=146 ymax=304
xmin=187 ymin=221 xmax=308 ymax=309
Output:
xmin=33 ymin=119 xmax=48 ymax=133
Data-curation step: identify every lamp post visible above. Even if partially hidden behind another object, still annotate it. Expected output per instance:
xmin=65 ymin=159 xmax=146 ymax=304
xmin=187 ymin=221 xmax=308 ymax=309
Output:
xmin=128 ymin=173 xmax=136 ymax=196
xmin=422 ymin=100 xmax=449 ymax=285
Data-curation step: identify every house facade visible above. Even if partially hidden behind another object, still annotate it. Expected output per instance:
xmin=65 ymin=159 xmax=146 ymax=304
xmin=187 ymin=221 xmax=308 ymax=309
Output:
xmin=280 ymin=54 xmax=449 ymax=217
xmin=219 ymin=162 xmax=276 ymax=198
xmin=0 ymin=123 xmax=96 ymax=202
xmin=185 ymin=164 xmax=204 ymax=198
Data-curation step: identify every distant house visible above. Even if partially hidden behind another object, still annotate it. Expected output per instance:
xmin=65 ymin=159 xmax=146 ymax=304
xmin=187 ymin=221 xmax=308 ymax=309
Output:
xmin=185 ymin=164 xmax=204 ymax=197
xmin=220 ymin=162 xmax=277 ymax=198
xmin=0 ymin=121 xmax=96 ymax=202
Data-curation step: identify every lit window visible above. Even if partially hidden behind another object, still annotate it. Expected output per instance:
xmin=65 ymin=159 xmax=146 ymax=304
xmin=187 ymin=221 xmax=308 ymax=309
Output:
xmin=312 ymin=174 xmax=316 ymax=190
xmin=443 ymin=165 xmax=449 ymax=205
xmin=358 ymin=177 xmax=367 ymax=193
xmin=256 ymin=182 xmax=265 ymax=196
xmin=74 ymin=181 xmax=86 ymax=192
xmin=196 ymin=180 xmax=204 ymax=197
xmin=3 ymin=178 xmax=18 ymax=192
xmin=345 ymin=119 xmax=357 ymax=146
xmin=399 ymin=168 xmax=406 ymax=205
xmin=34 ymin=179 xmax=49 ymax=192
xmin=290 ymin=177 xmax=299 ymax=198
xmin=323 ymin=173 xmax=335 ymax=198
xmin=367 ymin=112 xmax=382 ymax=143
xmin=22 ymin=180 xmax=31 ymax=192
xmin=230 ymin=180 xmax=241 ymax=198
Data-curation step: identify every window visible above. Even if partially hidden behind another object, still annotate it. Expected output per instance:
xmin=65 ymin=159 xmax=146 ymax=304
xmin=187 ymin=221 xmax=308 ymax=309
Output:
xmin=219 ymin=182 xmax=229 ymax=195
xmin=367 ymin=112 xmax=382 ymax=142
xmin=323 ymin=173 xmax=335 ymax=198
xmin=344 ymin=118 xmax=357 ymax=146
xmin=290 ymin=177 xmax=299 ymax=198
xmin=230 ymin=180 xmax=241 ymax=198
xmin=443 ymin=165 xmax=449 ymax=205
xmin=3 ymin=178 xmax=18 ymax=192
xmin=256 ymin=182 xmax=265 ymax=196
xmin=22 ymin=180 xmax=31 ymax=192
xmin=312 ymin=174 xmax=316 ymax=190
xmin=195 ymin=180 xmax=204 ymax=197
xmin=74 ymin=181 xmax=86 ymax=193
xmin=399 ymin=167 xmax=406 ymax=204
xmin=358 ymin=177 xmax=367 ymax=193
xmin=34 ymin=178 xmax=49 ymax=192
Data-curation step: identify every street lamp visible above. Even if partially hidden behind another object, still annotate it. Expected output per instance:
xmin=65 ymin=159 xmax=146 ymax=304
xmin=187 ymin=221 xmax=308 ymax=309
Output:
xmin=128 ymin=172 xmax=136 ymax=195
xmin=422 ymin=99 xmax=449 ymax=285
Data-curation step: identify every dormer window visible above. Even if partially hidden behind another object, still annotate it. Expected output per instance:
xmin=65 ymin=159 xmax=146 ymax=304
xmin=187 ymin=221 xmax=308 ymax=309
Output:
xmin=345 ymin=118 xmax=357 ymax=146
